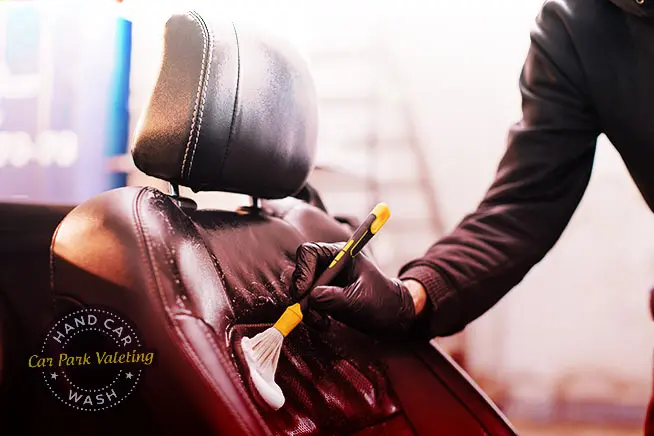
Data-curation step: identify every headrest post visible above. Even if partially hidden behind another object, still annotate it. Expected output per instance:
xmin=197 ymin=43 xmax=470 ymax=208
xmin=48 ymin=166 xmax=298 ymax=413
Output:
xmin=250 ymin=197 xmax=260 ymax=210
xmin=170 ymin=183 xmax=180 ymax=198
xmin=167 ymin=182 xmax=197 ymax=212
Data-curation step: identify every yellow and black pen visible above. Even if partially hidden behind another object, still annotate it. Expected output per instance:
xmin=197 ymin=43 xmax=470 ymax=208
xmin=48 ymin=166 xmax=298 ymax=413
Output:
xmin=272 ymin=202 xmax=391 ymax=337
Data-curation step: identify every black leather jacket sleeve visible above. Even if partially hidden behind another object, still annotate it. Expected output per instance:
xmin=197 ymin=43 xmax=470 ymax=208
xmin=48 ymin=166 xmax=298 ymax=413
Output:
xmin=399 ymin=2 xmax=601 ymax=337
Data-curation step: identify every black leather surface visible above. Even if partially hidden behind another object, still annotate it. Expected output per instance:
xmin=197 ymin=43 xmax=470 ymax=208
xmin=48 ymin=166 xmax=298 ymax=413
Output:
xmin=132 ymin=12 xmax=317 ymax=199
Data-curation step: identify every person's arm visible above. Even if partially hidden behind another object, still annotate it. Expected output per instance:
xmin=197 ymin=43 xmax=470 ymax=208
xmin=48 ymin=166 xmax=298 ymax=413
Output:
xmin=399 ymin=2 xmax=601 ymax=337
xmin=404 ymin=279 xmax=429 ymax=315
xmin=290 ymin=3 xmax=601 ymax=340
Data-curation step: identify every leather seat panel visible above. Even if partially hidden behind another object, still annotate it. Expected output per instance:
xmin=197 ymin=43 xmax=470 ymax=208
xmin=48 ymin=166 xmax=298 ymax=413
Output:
xmin=383 ymin=347 xmax=492 ymax=436
xmin=189 ymin=200 xmax=404 ymax=435
xmin=52 ymin=187 xmax=405 ymax=435
xmin=351 ymin=413 xmax=415 ymax=436
xmin=231 ymin=323 xmax=400 ymax=435
xmin=188 ymin=210 xmax=301 ymax=328
xmin=51 ymin=187 xmax=516 ymax=435
xmin=188 ymin=201 xmax=360 ymax=330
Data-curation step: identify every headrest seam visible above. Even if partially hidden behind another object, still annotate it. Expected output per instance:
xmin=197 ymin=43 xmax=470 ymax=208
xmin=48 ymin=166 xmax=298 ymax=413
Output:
xmin=181 ymin=11 xmax=213 ymax=181
xmin=217 ymin=22 xmax=241 ymax=187
xmin=186 ymin=12 xmax=215 ymax=180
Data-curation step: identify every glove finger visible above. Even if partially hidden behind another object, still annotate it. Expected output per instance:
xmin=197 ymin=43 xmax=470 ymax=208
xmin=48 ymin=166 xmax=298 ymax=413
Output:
xmin=348 ymin=250 xmax=381 ymax=282
xmin=309 ymin=285 xmax=369 ymax=332
xmin=302 ymin=309 xmax=331 ymax=332
xmin=308 ymin=285 xmax=351 ymax=315
xmin=291 ymin=242 xmax=343 ymax=299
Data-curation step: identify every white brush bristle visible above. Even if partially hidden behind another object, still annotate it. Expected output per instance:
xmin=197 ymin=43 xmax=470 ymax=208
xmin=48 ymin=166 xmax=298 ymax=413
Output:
xmin=241 ymin=327 xmax=286 ymax=409
xmin=244 ymin=328 xmax=283 ymax=378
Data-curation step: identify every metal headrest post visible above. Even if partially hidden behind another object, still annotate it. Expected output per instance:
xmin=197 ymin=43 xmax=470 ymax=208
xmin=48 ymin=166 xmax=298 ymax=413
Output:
xmin=169 ymin=182 xmax=181 ymax=198
xmin=250 ymin=197 xmax=260 ymax=211
xmin=168 ymin=182 xmax=197 ymax=212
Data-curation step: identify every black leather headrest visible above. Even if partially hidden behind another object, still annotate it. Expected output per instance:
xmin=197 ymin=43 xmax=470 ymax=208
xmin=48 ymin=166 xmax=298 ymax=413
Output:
xmin=132 ymin=11 xmax=318 ymax=199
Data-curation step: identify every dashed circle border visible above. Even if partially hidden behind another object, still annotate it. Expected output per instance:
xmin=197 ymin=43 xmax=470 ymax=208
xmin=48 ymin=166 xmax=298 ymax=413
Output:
xmin=58 ymin=327 xmax=124 ymax=393
xmin=39 ymin=308 xmax=144 ymax=412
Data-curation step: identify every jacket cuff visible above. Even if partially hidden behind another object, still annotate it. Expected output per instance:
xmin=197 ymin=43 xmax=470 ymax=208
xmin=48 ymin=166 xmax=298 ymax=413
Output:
xmin=399 ymin=263 xmax=464 ymax=338
xmin=399 ymin=264 xmax=453 ymax=308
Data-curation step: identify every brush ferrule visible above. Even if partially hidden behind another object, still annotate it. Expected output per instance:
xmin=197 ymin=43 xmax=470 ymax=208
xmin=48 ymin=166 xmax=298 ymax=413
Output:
xmin=273 ymin=303 xmax=303 ymax=337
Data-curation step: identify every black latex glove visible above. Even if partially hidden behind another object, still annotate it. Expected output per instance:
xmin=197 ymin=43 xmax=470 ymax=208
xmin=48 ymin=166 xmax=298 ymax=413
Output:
xmin=291 ymin=242 xmax=416 ymax=338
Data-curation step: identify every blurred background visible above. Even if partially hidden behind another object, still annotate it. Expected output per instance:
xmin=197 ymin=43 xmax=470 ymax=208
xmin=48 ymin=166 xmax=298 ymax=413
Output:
xmin=1 ymin=0 xmax=653 ymax=434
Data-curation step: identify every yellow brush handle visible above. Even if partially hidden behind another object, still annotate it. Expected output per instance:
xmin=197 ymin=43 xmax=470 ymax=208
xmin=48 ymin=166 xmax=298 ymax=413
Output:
xmin=369 ymin=202 xmax=391 ymax=234
xmin=273 ymin=303 xmax=303 ymax=337
xmin=272 ymin=203 xmax=391 ymax=337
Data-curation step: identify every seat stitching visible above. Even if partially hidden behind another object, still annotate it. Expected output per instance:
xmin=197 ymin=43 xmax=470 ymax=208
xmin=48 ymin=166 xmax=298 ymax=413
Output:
xmin=133 ymin=189 xmax=262 ymax=433
xmin=184 ymin=314 xmax=272 ymax=434
xmin=186 ymin=11 xmax=213 ymax=179
xmin=181 ymin=11 xmax=209 ymax=180
xmin=158 ymin=202 xmax=273 ymax=430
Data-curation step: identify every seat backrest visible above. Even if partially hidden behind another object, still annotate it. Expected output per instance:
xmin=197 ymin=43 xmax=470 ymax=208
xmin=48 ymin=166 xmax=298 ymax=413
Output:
xmin=49 ymin=11 xmax=517 ymax=436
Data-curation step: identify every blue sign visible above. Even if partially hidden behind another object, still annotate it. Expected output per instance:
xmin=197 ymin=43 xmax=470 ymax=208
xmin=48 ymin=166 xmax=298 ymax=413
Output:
xmin=0 ymin=2 xmax=131 ymax=204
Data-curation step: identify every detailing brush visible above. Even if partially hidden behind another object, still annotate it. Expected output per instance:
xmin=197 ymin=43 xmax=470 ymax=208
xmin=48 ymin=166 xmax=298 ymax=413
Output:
xmin=240 ymin=202 xmax=391 ymax=410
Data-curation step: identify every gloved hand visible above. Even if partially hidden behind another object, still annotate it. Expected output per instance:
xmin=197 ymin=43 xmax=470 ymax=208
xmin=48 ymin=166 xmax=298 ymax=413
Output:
xmin=290 ymin=242 xmax=417 ymax=338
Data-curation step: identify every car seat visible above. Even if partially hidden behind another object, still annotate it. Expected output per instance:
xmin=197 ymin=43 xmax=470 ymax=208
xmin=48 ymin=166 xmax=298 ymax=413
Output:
xmin=48 ymin=10 xmax=517 ymax=436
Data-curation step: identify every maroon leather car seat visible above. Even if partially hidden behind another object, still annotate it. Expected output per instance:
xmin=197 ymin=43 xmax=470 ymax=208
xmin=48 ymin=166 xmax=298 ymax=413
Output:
xmin=50 ymin=11 xmax=517 ymax=436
